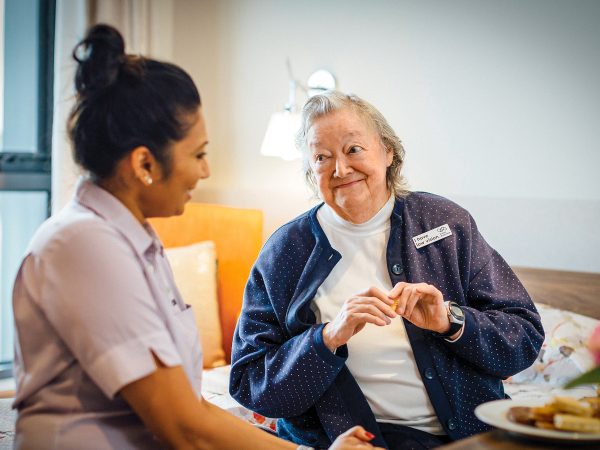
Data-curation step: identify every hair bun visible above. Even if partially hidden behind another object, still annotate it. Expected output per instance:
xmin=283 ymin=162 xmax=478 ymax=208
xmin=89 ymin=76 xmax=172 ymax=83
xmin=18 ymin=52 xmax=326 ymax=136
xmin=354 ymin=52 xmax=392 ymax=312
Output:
xmin=73 ymin=24 xmax=126 ymax=97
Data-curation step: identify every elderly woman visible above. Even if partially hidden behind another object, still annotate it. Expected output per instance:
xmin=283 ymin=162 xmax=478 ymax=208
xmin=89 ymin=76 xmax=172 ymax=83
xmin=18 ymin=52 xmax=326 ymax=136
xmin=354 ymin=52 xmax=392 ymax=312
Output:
xmin=230 ymin=91 xmax=544 ymax=449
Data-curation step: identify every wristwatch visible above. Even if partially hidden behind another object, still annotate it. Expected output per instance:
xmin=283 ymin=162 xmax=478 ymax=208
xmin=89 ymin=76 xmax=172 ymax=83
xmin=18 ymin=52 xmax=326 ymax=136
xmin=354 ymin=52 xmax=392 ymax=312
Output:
xmin=432 ymin=301 xmax=465 ymax=338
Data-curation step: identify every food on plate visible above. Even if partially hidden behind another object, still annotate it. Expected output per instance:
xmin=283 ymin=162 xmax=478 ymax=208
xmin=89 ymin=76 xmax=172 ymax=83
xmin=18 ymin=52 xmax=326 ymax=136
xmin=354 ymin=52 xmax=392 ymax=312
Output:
xmin=506 ymin=406 xmax=534 ymax=425
xmin=534 ymin=420 xmax=556 ymax=430
xmin=530 ymin=404 xmax=556 ymax=422
xmin=554 ymin=414 xmax=600 ymax=433
xmin=507 ymin=395 xmax=600 ymax=433
xmin=582 ymin=396 xmax=600 ymax=415
xmin=552 ymin=396 xmax=593 ymax=416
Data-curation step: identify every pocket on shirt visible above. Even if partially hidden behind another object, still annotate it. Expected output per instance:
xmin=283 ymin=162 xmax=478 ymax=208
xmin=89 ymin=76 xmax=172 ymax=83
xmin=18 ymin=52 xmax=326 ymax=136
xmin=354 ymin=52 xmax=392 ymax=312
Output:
xmin=173 ymin=305 xmax=203 ymax=379
xmin=173 ymin=305 xmax=201 ymax=344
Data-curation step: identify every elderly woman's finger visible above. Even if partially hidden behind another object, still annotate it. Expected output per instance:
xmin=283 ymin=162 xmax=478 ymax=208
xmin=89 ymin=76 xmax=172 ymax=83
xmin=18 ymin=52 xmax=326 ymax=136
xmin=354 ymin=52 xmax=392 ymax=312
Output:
xmin=353 ymin=312 xmax=389 ymax=327
xmin=349 ymin=303 xmax=392 ymax=324
xmin=359 ymin=296 xmax=397 ymax=318
xmin=350 ymin=291 xmax=397 ymax=318
xmin=388 ymin=282 xmax=408 ymax=299
xmin=361 ymin=286 xmax=395 ymax=305
xmin=415 ymin=282 xmax=441 ymax=298
xmin=378 ymin=301 xmax=398 ymax=319
xmin=403 ymin=288 xmax=421 ymax=319
xmin=394 ymin=284 xmax=414 ymax=315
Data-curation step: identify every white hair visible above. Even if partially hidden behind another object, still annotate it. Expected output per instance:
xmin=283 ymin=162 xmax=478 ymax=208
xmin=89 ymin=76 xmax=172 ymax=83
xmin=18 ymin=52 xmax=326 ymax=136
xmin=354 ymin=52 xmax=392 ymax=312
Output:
xmin=296 ymin=90 xmax=409 ymax=198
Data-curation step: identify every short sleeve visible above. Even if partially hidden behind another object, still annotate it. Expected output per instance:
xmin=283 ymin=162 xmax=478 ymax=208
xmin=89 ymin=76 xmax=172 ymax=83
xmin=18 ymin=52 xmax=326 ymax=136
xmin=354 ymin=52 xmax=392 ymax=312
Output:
xmin=24 ymin=221 xmax=182 ymax=398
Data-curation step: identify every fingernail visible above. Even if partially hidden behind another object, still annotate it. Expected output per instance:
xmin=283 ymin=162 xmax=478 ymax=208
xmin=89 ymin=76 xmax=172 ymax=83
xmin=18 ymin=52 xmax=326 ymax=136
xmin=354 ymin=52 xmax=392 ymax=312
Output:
xmin=365 ymin=431 xmax=375 ymax=439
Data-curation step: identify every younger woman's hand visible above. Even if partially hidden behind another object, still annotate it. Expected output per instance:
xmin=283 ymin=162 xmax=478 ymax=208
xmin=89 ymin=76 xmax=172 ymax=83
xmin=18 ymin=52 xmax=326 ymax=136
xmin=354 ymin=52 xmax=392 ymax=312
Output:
xmin=328 ymin=426 xmax=384 ymax=450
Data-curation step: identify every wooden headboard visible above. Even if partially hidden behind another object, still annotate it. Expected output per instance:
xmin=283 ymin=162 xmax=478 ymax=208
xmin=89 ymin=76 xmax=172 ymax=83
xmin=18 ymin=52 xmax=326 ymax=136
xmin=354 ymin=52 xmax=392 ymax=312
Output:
xmin=513 ymin=267 xmax=600 ymax=320
xmin=149 ymin=203 xmax=263 ymax=362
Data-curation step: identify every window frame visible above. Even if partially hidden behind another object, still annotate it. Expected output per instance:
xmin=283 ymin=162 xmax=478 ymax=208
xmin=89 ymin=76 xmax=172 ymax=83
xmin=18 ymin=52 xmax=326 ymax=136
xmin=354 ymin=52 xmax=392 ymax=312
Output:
xmin=0 ymin=0 xmax=56 ymax=377
xmin=0 ymin=0 xmax=55 ymax=212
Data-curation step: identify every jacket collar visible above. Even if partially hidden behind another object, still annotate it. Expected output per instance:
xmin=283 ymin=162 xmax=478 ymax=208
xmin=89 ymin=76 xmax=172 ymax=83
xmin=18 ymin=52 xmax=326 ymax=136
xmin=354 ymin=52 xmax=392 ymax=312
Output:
xmin=74 ymin=176 xmax=160 ymax=258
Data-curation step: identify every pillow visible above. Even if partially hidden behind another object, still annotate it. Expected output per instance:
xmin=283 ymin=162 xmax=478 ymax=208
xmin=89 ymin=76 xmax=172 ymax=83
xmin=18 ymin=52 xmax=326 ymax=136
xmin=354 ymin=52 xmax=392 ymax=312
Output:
xmin=165 ymin=241 xmax=226 ymax=368
xmin=507 ymin=302 xmax=599 ymax=387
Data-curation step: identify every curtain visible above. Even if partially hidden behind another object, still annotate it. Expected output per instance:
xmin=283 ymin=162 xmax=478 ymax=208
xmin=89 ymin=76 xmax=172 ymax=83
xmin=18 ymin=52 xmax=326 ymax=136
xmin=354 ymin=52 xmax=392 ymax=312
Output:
xmin=51 ymin=0 xmax=173 ymax=213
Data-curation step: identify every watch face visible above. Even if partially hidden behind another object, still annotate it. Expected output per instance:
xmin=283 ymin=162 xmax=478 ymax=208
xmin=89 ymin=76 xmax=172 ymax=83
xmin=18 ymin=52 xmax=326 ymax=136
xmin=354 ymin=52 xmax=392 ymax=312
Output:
xmin=449 ymin=303 xmax=465 ymax=320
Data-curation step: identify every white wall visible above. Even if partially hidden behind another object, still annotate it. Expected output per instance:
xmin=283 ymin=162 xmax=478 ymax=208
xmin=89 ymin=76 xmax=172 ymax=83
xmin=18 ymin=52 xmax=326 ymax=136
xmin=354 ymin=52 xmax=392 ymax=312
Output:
xmin=173 ymin=0 xmax=600 ymax=273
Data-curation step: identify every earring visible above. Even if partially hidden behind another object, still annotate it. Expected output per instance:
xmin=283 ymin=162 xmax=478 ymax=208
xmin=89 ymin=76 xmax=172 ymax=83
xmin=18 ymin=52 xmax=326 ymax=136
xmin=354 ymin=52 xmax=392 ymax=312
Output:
xmin=144 ymin=174 xmax=153 ymax=185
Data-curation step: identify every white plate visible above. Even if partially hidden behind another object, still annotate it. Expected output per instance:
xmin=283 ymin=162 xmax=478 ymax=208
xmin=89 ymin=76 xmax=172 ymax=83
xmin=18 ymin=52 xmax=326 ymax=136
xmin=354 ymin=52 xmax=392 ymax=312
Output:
xmin=475 ymin=399 xmax=600 ymax=443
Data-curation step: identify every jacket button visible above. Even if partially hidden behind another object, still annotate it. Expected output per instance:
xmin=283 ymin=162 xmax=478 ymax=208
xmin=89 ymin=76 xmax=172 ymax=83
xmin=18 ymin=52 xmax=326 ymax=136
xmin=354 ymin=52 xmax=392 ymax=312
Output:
xmin=391 ymin=263 xmax=403 ymax=275
xmin=447 ymin=418 xmax=457 ymax=430
xmin=424 ymin=368 xmax=435 ymax=380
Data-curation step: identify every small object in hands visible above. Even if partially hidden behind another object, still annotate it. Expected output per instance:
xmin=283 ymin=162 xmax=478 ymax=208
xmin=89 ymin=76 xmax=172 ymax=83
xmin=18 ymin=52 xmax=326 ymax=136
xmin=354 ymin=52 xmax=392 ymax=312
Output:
xmin=391 ymin=298 xmax=399 ymax=312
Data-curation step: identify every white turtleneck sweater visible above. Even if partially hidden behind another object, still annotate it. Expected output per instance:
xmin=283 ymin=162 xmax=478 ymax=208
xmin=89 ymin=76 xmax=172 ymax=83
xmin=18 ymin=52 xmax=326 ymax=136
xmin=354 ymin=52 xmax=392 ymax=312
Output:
xmin=312 ymin=195 xmax=444 ymax=434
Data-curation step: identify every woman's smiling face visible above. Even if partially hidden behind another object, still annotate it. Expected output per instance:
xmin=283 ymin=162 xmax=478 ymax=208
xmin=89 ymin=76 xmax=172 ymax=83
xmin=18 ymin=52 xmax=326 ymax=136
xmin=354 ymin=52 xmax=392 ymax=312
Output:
xmin=307 ymin=107 xmax=393 ymax=223
xmin=140 ymin=108 xmax=210 ymax=219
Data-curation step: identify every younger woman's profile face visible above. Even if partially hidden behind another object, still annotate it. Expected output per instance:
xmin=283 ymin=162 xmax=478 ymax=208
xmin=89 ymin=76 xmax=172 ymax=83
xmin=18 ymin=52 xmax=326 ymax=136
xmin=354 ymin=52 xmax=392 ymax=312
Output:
xmin=142 ymin=108 xmax=210 ymax=218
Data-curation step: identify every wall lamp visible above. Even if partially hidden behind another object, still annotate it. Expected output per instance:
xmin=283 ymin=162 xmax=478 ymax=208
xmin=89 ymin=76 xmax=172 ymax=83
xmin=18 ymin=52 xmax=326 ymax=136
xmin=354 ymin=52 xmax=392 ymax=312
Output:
xmin=260 ymin=62 xmax=336 ymax=161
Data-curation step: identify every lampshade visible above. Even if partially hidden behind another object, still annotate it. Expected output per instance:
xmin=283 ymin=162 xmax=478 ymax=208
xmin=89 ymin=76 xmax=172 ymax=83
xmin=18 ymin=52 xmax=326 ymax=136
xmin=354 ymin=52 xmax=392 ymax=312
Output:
xmin=260 ymin=110 xmax=301 ymax=161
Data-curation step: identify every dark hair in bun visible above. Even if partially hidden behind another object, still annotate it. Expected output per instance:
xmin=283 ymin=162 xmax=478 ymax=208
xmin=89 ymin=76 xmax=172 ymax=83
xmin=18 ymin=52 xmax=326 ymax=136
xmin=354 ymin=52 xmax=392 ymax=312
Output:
xmin=68 ymin=24 xmax=201 ymax=180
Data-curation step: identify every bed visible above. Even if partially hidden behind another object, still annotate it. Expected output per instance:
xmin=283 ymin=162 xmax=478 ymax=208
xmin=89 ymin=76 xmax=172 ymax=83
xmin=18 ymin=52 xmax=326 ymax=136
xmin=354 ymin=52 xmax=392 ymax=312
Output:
xmin=502 ymin=268 xmax=600 ymax=401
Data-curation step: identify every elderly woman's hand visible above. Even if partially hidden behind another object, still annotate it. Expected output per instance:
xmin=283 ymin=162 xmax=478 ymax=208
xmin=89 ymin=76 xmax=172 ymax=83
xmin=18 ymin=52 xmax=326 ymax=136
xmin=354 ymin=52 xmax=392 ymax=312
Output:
xmin=388 ymin=282 xmax=450 ymax=333
xmin=322 ymin=287 xmax=397 ymax=352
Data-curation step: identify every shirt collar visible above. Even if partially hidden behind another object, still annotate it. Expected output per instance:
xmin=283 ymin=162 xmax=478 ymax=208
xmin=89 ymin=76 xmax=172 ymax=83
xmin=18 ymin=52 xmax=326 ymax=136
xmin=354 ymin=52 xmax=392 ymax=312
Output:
xmin=74 ymin=176 xmax=160 ymax=257
xmin=321 ymin=192 xmax=395 ymax=232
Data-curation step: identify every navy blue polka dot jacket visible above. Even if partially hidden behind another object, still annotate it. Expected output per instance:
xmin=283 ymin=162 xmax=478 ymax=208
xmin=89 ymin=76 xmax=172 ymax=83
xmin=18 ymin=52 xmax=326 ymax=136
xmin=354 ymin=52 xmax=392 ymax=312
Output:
xmin=230 ymin=193 xmax=544 ymax=449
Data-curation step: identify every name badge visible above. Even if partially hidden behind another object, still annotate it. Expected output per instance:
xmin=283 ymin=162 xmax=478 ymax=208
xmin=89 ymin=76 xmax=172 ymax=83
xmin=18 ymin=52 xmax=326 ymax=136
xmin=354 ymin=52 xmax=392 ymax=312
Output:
xmin=412 ymin=224 xmax=452 ymax=249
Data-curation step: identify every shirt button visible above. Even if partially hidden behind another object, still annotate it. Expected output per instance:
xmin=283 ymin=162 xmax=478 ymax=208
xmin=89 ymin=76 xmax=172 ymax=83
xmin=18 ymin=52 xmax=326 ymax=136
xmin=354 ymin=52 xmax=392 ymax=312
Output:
xmin=447 ymin=418 xmax=457 ymax=430
xmin=171 ymin=299 xmax=177 ymax=306
xmin=391 ymin=263 xmax=403 ymax=275
xmin=424 ymin=367 xmax=435 ymax=380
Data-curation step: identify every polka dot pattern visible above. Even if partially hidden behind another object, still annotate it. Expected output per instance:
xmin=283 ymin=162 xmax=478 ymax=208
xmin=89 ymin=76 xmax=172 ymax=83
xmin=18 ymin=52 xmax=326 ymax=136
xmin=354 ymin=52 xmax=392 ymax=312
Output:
xmin=230 ymin=192 xmax=544 ymax=445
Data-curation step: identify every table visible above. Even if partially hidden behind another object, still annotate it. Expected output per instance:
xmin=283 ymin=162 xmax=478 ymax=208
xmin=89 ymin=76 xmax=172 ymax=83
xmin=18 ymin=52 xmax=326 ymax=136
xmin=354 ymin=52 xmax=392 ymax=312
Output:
xmin=439 ymin=430 xmax=600 ymax=450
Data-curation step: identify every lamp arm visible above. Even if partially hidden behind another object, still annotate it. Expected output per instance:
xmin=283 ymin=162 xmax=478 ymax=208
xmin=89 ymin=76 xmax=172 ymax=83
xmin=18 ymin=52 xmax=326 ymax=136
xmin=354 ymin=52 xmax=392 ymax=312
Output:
xmin=285 ymin=59 xmax=307 ymax=112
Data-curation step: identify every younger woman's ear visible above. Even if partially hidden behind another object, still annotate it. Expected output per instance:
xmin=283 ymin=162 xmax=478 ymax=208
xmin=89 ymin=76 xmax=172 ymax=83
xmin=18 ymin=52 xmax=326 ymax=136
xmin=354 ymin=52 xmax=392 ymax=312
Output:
xmin=130 ymin=146 xmax=157 ymax=186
